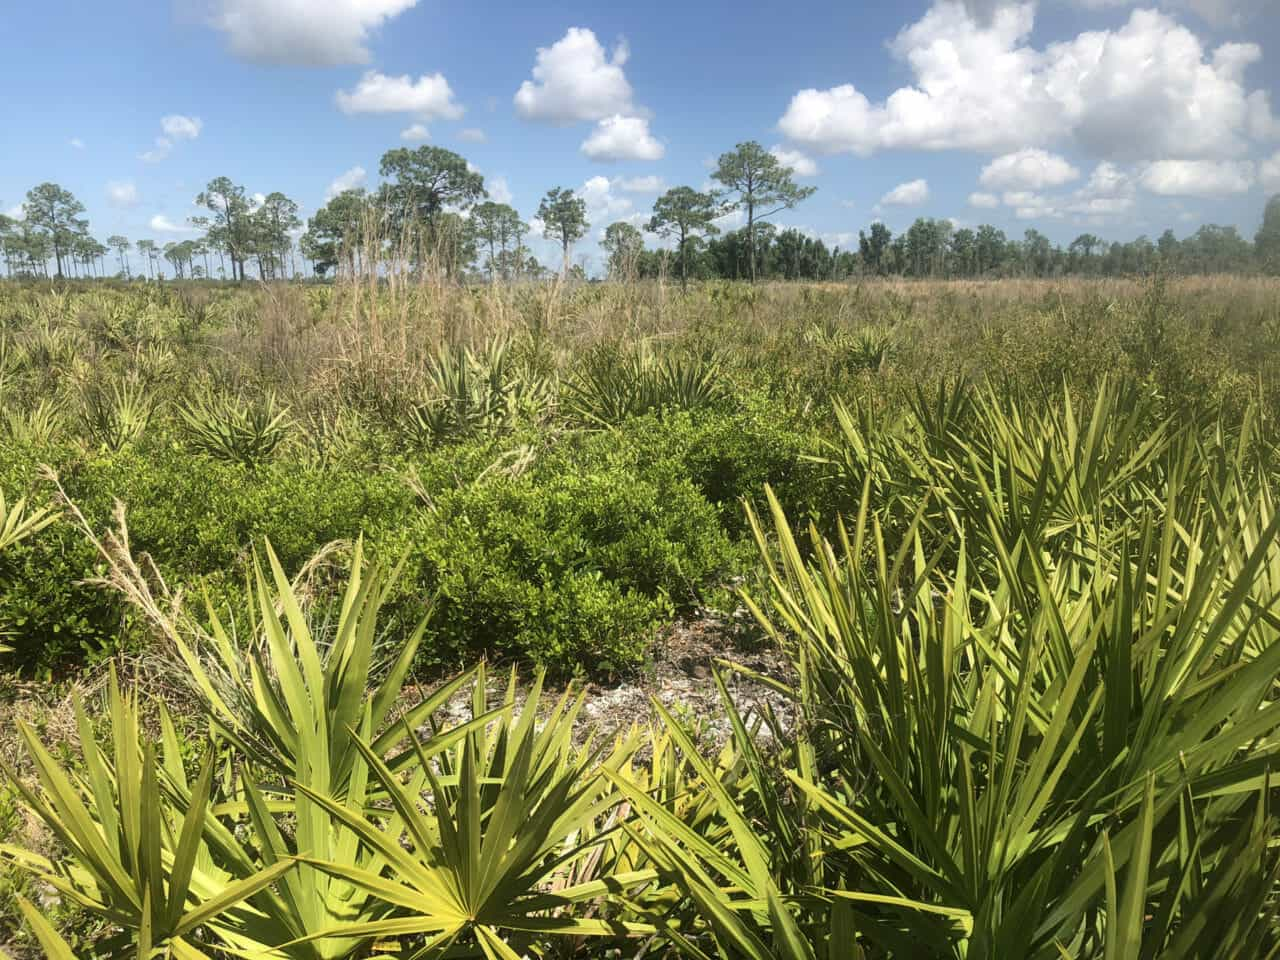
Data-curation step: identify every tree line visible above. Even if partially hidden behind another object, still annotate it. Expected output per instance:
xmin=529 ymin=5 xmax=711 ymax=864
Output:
xmin=296 ymin=140 xmax=813 ymax=289
xmin=3 ymin=142 xmax=1279 ymax=282
xmin=620 ymin=210 xmax=1280 ymax=283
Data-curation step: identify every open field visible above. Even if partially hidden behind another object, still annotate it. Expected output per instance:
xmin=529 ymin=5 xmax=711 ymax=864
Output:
xmin=2 ymin=274 xmax=1280 ymax=957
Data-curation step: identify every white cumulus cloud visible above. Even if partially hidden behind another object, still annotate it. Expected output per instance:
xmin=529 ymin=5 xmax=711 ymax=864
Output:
xmin=712 ymin=208 xmax=745 ymax=230
xmin=770 ymin=146 xmax=819 ymax=177
xmin=971 ymin=158 xmax=1136 ymax=222
xmin=881 ymin=179 xmax=930 ymax=206
xmin=336 ymin=71 xmax=463 ymax=119
xmin=1001 ymin=191 xmax=1061 ymax=219
xmin=206 ymin=0 xmax=419 ymax=66
xmin=400 ymin=123 xmax=430 ymax=141
xmin=326 ymin=166 xmax=368 ymax=201
xmin=979 ymin=148 xmax=1079 ymax=190
xmin=161 ymin=115 xmax=202 ymax=140
xmin=1247 ymin=91 xmax=1280 ymax=141
xmin=580 ymin=175 xmax=634 ymax=226
xmin=580 ymin=114 xmax=664 ymax=161
xmin=1139 ymin=159 xmax=1255 ymax=197
xmin=107 ymin=181 xmax=140 ymax=208
xmin=487 ymin=176 xmax=513 ymax=205
xmin=514 ymin=28 xmax=634 ymax=124
xmin=458 ymin=128 xmax=487 ymax=143
xmin=777 ymin=3 xmax=1275 ymax=163
xmin=1063 ymin=161 xmax=1136 ymax=217
xmin=1262 ymin=152 xmax=1280 ymax=194
xmin=150 ymin=214 xmax=195 ymax=234
xmin=138 ymin=114 xmax=201 ymax=163
xmin=617 ymin=175 xmax=665 ymax=193
xmin=1068 ymin=0 xmax=1265 ymax=29
xmin=139 ymin=138 xmax=172 ymax=163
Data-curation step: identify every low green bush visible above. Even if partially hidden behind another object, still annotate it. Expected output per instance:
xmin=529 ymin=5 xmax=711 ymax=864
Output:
xmin=0 ymin=440 xmax=417 ymax=673
xmin=0 ymin=532 xmax=123 ymax=674
xmin=65 ymin=443 xmax=413 ymax=575
xmin=609 ymin=395 xmax=827 ymax=532
xmin=1 ymin=414 xmax=776 ymax=675
xmin=385 ymin=428 xmax=743 ymax=672
xmin=0 ymin=441 xmax=120 ymax=673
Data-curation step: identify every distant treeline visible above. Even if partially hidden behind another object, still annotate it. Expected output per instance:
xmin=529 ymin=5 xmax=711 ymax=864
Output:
xmin=621 ymin=200 xmax=1280 ymax=281
xmin=3 ymin=139 xmax=1279 ymax=282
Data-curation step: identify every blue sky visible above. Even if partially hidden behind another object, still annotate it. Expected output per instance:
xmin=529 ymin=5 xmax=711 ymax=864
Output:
xmin=2 ymin=0 xmax=1278 ymax=273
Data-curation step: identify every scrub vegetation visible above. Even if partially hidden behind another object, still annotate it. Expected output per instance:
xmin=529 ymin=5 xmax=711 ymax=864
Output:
xmin=2 ymin=173 xmax=1280 ymax=956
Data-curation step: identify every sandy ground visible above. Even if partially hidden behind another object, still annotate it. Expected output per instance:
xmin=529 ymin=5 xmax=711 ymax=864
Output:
xmin=416 ymin=613 xmax=798 ymax=750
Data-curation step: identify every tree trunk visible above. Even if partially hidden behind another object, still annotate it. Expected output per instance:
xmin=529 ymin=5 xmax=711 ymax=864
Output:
xmin=679 ymin=227 xmax=688 ymax=292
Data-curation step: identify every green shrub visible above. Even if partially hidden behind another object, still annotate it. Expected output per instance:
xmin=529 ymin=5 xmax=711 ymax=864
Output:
xmin=0 ymin=530 xmax=124 ymax=674
xmin=0 ymin=441 xmax=418 ymax=673
xmin=1 ymin=426 xmax=752 ymax=676
xmin=63 ymin=444 xmax=413 ymax=575
xmin=0 ymin=389 xmax=827 ymax=678
xmin=0 ymin=442 xmax=122 ymax=673
xmin=592 ymin=397 xmax=828 ymax=533
xmin=384 ymin=430 xmax=741 ymax=673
